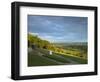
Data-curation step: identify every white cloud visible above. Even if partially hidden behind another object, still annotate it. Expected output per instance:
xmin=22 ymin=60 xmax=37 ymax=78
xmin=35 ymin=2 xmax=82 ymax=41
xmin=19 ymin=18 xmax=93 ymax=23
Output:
xmin=29 ymin=32 xmax=39 ymax=36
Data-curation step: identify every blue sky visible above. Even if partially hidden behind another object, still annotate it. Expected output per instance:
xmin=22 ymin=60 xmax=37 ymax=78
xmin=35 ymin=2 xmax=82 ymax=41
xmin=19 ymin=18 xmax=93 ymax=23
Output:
xmin=28 ymin=15 xmax=87 ymax=43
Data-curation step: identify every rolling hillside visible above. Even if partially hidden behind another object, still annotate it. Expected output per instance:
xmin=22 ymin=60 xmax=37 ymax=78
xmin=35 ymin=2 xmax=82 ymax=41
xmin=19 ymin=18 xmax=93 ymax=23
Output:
xmin=28 ymin=33 xmax=87 ymax=66
xmin=28 ymin=48 xmax=87 ymax=66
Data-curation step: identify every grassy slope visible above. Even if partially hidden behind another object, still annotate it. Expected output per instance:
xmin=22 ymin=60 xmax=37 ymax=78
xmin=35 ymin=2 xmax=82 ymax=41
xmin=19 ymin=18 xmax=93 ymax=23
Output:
xmin=28 ymin=48 xmax=87 ymax=66
xmin=28 ymin=53 xmax=61 ymax=66
xmin=36 ymin=48 xmax=70 ymax=63
xmin=59 ymin=54 xmax=87 ymax=64
xmin=43 ymin=54 xmax=70 ymax=63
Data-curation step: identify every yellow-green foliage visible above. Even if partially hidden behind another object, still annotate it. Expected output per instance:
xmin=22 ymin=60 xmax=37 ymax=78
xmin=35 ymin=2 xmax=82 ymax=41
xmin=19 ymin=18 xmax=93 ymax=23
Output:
xmin=28 ymin=34 xmax=87 ymax=59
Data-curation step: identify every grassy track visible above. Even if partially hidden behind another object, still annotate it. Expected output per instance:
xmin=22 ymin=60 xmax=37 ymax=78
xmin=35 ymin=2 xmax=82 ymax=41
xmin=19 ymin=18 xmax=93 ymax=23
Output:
xmin=28 ymin=53 xmax=60 ymax=66
xmin=28 ymin=48 xmax=87 ymax=66
xmin=43 ymin=54 xmax=70 ymax=63
xmin=58 ymin=54 xmax=87 ymax=64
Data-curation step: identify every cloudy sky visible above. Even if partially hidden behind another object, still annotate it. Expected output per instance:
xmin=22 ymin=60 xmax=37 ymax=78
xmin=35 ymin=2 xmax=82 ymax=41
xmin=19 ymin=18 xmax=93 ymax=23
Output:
xmin=28 ymin=15 xmax=87 ymax=43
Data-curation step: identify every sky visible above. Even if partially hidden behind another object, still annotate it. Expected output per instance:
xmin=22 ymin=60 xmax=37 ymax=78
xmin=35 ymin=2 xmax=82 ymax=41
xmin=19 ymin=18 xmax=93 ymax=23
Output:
xmin=28 ymin=15 xmax=88 ymax=43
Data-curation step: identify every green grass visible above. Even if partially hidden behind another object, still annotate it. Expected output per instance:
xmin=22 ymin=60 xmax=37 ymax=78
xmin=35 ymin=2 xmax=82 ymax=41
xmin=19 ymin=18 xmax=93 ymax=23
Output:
xmin=58 ymin=54 xmax=87 ymax=64
xmin=43 ymin=54 xmax=70 ymax=63
xmin=28 ymin=48 xmax=87 ymax=67
xmin=28 ymin=52 xmax=60 ymax=66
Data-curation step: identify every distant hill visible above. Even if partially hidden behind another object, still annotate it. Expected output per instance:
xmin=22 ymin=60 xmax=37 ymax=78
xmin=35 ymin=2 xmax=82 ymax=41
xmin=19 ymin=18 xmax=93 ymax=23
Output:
xmin=53 ymin=42 xmax=87 ymax=46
